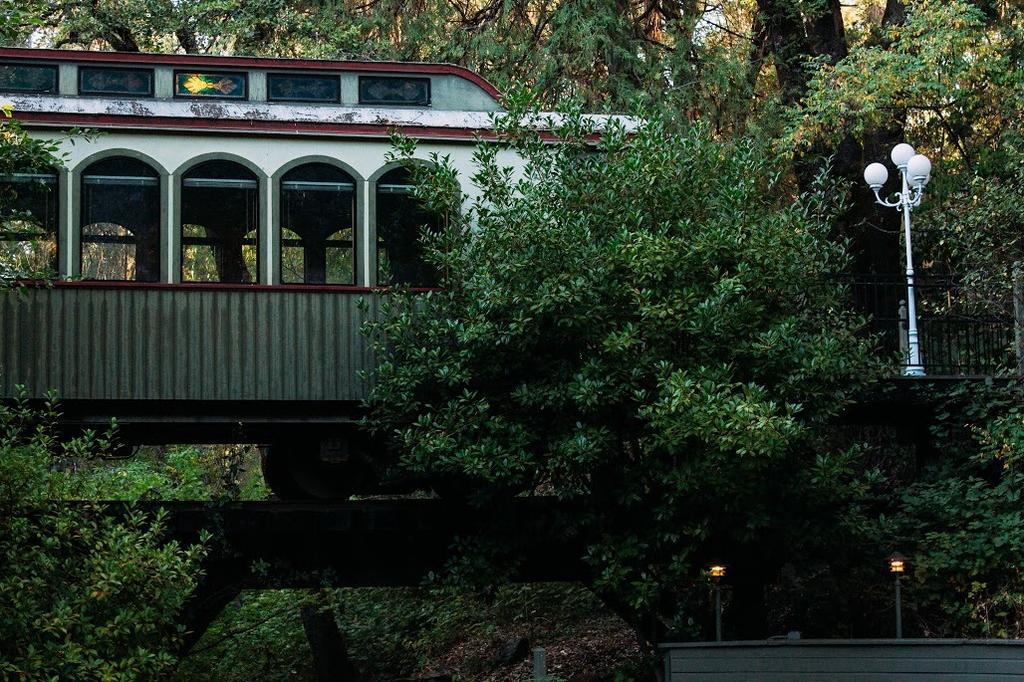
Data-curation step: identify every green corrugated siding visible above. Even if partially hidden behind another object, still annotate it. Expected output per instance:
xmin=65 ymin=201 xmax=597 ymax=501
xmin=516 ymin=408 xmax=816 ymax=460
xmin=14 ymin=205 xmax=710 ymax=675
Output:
xmin=0 ymin=287 xmax=377 ymax=401
xmin=662 ymin=642 xmax=1024 ymax=681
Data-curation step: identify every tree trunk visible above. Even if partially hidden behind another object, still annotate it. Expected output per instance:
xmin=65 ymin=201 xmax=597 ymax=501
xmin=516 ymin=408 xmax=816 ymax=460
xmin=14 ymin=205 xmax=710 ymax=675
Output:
xmin=301 ymin=600 xmax=358 ymax=682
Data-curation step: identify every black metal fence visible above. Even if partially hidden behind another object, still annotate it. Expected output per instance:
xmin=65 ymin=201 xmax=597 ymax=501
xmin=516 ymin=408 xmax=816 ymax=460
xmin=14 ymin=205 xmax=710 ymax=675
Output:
xmin=843 ymin=274 xmax=1019 ymax=376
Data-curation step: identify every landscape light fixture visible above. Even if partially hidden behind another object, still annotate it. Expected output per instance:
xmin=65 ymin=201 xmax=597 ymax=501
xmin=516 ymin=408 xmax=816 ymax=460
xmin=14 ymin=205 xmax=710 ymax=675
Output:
xmin=864 ymin=144 xmax=933 ymax=377
xmin=708 ymin=564 xmax=727 ymax=642
xmin=889 ymin=552 xmax=907 ymax=639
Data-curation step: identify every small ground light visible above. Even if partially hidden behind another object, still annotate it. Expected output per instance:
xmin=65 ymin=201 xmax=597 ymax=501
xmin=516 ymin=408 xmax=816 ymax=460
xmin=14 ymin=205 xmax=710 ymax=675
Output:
xmin=889 ymin=552 xmax=906 ymax=639
xmin=708 ymin=564 xmax=726 ymax=642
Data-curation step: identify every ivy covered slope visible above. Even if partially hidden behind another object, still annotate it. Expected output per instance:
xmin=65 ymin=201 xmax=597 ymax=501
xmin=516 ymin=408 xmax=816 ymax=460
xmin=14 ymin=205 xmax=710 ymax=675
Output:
xmin=365 ymin=108 xmax=881 ymax=639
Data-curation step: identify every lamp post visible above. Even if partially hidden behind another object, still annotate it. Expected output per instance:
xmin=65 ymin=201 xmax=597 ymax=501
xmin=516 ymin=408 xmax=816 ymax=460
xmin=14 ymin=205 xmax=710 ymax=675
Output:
xmin=888 ymin=552 xmax=906 ymax=639
xmin=708 ymin=564 xmax=726 ymax=642
xmin=864 ymin=144 xmax=933 ymax=377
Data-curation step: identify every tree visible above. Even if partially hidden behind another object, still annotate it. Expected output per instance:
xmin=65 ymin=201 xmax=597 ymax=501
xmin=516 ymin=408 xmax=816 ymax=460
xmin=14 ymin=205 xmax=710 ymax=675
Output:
xmin=788 ymin=0 xmax=1024 ymax=277
xmin=364 ymin=107 xmax=881 ymax=641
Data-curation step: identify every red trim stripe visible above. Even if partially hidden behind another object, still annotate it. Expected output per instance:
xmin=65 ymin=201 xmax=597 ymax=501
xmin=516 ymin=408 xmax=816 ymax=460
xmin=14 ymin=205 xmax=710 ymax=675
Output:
xmin=12 ymin=110 xmax=495 ymax=140
xmin=16 ymin=280 xmax=441 ymax=293
xmin=0 ymin=47 xmax=502 ymax=100
xmin=10 ymin=111 xmax=613 ymax=142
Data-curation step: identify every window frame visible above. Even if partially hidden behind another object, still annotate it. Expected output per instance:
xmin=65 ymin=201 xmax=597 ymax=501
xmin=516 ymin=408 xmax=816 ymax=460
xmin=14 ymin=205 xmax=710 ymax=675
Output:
xmin=358 ymin=75 xmax=431 ymax=107
xmin=78 ymin=158 xmax=162 ymax=283
xmin=0 ymin=170 xmax=60 ymax=277
xmin=179 ymin=161 xmax=261 ymax=285
xmin=78 ymin=66 xmax=155 ymax=98
xmin=266 ymin=72 xmax=341 ymax=104
xmin=0 ymin=62 xmax=58 ymax=94
xmin=277 ymin=164 xmax=358 ymax=286
xmin=374 ymin=167 xmax=442 ymax=288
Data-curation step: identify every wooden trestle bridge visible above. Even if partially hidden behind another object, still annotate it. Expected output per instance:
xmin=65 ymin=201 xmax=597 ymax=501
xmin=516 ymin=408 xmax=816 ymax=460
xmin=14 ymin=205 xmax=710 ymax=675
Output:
xmin=100 ymin=498 xmax=587 ymax=655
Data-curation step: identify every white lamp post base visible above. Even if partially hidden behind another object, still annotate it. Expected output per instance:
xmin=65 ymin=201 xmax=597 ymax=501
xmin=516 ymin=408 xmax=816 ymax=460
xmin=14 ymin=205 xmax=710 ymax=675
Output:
xmin=903 ymin=365 xmax=926 ymax=377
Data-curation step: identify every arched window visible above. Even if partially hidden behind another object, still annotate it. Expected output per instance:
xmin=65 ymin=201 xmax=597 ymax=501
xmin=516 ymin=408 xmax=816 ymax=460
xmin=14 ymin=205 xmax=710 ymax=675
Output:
xmin=80 ymin=157 xmax=161 ymax=281
xmin=279 ymin=163 xmax=355 ymax=285
xmin=375 ymin=167 xmax=442 ymax=287
xmin=0 ymin=169 xmax=58 ymax=277
xmin=180 ymin=160 xmax=259 ymax=283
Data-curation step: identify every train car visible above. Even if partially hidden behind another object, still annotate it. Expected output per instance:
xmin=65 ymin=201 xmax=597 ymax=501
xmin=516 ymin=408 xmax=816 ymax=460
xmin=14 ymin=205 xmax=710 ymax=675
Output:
xmin=0 ymin=48 xmax=611 ymax=497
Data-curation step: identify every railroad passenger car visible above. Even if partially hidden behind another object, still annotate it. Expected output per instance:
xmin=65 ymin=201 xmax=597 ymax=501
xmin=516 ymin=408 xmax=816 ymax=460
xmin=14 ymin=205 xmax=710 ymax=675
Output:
xmin=0 ymin=48 xmax=623 ymax=497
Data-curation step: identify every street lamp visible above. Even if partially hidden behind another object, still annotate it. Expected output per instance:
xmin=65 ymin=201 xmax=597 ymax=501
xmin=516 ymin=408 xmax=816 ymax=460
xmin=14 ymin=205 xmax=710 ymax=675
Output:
xmin=888 ymin=552 xmax=906 ymax=639
xmin=864 ymin=144 xmax=933 ymax=377
xmin=708 ymin=564 xmax=727 ymax=642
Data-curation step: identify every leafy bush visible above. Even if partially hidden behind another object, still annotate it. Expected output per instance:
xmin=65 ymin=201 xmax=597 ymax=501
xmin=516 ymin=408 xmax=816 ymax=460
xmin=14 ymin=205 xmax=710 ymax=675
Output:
xmin=365 ymin=106 xmax=881 ymax=639
xmin=0 ymin=389 xmax=207 ymax=679
xmin=65 ymin=444 xmax=269 ymax=501
xmin=895 ymin=383 xmax=1024 ymax=637
xmin=175 ymin=590 xmax=315 ymax=682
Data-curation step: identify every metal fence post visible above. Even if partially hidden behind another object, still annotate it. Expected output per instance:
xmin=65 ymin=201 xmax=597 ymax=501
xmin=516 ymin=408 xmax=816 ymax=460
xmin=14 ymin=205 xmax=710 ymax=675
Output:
xmin=532 ymin=647 xmax=547 ymax=681
xmin=1014 ymin=262 xmax=1024 ymax=377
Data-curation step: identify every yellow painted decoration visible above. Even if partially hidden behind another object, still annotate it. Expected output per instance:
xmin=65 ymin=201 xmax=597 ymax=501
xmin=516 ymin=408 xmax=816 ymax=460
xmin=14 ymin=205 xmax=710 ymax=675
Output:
xmin=182 ymin=74 xmax=239 ymax=96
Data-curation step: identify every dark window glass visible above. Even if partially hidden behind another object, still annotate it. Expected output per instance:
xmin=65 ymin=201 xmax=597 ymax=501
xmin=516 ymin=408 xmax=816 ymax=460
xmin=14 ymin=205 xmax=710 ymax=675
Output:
xmin=280 ymin=164 xmax=355 ymax=285
xmin=375 ymin=168 xmax=442 ymax=287
xmin=0 ymin=64 xmax=57 ymax=93
xmin=359 ymin=76 xmax=430 ymax=106
xmin=79 ymin=67 xmax=154 ymax=97
xmin=181 ymin=160 xmax=258 ymax=283
xmin=174 ymin=71 xmax=246 ymax=99
xmin=268 ymin=74 xmax=340 ymax=103
xmin=80 ymin=157 xmax=161 ymax=282
xmin=0 ymin=171 xmax=58 ymax=277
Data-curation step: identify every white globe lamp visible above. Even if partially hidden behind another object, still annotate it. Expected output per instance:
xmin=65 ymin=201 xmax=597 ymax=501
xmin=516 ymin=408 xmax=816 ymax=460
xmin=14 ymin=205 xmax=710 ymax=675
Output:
xmin=906 ymin=154 xmax=932 ymax=186
xmin=863 ymin=162 xmax=889 ymax=189
xmin=890 ymin=143 xmax=916 ymax=169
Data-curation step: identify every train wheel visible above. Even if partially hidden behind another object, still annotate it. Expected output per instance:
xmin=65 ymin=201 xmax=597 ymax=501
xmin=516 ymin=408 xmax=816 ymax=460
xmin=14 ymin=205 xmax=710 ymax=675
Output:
xmin=259 ymin=439 xmax=378 ymax=500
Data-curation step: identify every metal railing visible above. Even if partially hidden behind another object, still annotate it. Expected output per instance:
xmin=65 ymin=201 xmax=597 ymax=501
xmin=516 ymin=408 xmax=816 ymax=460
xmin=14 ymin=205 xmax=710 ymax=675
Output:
xmin=843 ymin=274 xmax=1020 ymax=377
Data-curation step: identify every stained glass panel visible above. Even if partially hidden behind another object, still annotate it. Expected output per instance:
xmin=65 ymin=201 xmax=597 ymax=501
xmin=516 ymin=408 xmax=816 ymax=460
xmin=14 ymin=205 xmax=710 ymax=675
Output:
xmin=79 ymin=67 xmax=154 ymax=97
xmin=268 ymin=74 xmax=340 ymax=103
xmin=0 ymin=64 xmax=57 ymax=93
xmin=359 ymin=76 xmax=430 ymax=106
xmin=174 ymin=71 xmax=247 ymax=99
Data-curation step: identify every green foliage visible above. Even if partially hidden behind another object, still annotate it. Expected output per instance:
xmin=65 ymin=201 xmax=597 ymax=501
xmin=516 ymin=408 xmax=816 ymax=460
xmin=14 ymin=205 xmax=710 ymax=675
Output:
xmin=792 ymin=0 xmax=1023 ymax=169
xmin=366 ymin=107 xmax=881 ymax=636
xmin=914 ymin=150 xmax=1024 ymax=302
xmin=0 ymin=107 xmax=62 ymax=180
xmin=0 ymin=388 xmax=207 ymax=679
xmin=0 ymin=0 xmax=45 ymax=45
xmin=0 ymin=98 xmax=71 ymax=282
xmin=175 ymin=590 xmax=316 ymax=681
xmin=893 ymin=382 xmax=1024 ymax=638
xmin=65 ymin=444 xmax=270 ymax=502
